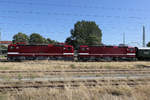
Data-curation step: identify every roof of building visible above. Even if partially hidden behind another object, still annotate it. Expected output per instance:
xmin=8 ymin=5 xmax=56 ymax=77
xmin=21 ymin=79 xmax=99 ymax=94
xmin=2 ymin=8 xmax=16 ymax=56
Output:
xmin=0 ymin=41 xmax=12 ymax=44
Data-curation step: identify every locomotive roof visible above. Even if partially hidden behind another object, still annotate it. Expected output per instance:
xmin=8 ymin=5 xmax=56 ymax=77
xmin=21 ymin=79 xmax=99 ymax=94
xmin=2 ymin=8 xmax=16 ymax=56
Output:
xmin=10 ymin=44 xmax=72 ymax=47
xmin=16 ymin=44 xmax=50 ymax=46
xmin=80 ymin=45 xmax=129 ymax=48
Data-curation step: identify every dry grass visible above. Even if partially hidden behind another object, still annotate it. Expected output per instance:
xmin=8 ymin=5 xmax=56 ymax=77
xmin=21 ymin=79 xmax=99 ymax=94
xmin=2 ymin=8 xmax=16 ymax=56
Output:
xmin=3 ymin=85 xmax=149 ymax=100
xmin=0 ymin=60 xmax=149 ymax=100
xmin=0 ymin=60 xmax=150 ymax=71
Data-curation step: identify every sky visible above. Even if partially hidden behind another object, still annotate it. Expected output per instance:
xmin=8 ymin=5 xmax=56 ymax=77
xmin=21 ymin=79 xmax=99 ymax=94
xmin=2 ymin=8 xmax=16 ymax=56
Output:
xmin=0 ymin=0 xmax=150 ymax=47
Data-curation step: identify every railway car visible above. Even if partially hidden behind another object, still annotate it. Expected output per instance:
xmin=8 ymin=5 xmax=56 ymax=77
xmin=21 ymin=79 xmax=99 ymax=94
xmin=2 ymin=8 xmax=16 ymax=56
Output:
xmin=78 ymin=45 xmax=136 ymax=61
xmin=136 ymin=47 xmax=150 ymax=60
xmin=7 ymin=43 xmax=74 ymax=61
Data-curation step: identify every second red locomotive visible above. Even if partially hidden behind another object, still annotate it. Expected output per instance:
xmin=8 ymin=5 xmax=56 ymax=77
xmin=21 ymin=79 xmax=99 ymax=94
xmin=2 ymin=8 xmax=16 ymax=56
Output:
xmin=78 ymin=45 xmax=136 ymax=61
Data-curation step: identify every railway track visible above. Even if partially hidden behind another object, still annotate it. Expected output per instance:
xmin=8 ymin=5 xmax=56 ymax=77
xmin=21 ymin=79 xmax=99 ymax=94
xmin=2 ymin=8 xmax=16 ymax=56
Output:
xmin=0 ymin=77 xmax=149 ymax=92
xmin=0 ymin=69 xmax=149 ymax=79
xmin=0 ymin=69 xmax=149 ymax=92
xmin=0 ymin=69 xmax=150 ymax=78
xmin=0 ymin=69 xmax=150 ymax=74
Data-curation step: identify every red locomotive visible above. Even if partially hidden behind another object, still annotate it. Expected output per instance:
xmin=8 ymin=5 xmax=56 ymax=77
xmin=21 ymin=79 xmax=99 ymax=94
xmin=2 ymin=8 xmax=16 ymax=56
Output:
xmin=7 ymin=43 xmax=74 ymax=61
xmin=78 ymin=45 xmax=136 ymax=61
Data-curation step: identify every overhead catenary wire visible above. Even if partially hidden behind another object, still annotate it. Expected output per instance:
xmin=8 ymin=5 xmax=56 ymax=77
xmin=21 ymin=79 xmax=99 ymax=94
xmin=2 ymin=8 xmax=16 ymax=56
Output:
xmin=0 ymin=10 xmax=147 ymax=20
xmin=0 ymin=0 xmax=149 ymax=12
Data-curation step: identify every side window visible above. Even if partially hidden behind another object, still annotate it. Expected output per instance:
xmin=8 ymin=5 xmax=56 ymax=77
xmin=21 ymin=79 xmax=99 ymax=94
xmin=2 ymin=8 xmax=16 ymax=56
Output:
xmin=130 ymin=48 xmax=134 ymax=52
xmin=81 ymin=48 xmax=86 ymax=51
xmin=10 ymin=46 xmax=15 ymax=50
xmin=16 ymin=47 xmax=19 ymax=49
xmin=81 ymin=47 xmax=88 ymax=51
xmin=68 ymin=47 xmax=71 ymax=51
xmin=143 ymin=50 xmax=149 ymax=55
xmin=64 ymin=47 xmax=66 ymax=50
xmin=128 ymin=48 xmax=134 ymax=52
xmin=64 ymin=47 xmax=72 ymax=51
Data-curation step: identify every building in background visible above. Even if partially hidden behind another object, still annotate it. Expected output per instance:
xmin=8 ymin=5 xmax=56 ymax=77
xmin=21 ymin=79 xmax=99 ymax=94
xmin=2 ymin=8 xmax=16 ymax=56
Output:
xmin=0 ymin=41 xmax=12 ymax=46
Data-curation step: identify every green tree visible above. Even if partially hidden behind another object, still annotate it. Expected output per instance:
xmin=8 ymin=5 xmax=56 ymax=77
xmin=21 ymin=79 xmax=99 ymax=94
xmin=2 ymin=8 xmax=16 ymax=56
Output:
xmin=29 ymin=33 xmax=45 ymax=44
xmin=12 ymin=32 xmax=29 ymax=44
xmin=65 ymin=20 xmax=102 ymax=48
xmin=43 ymin=38 xmax=49 ymax=44
xmin=65 ymin=37 xmax=77 ymax=47
xmin=147 ymin=42 xmax=150 ymax=47
xmin=47 ymin=38 xmax=58 ymax=44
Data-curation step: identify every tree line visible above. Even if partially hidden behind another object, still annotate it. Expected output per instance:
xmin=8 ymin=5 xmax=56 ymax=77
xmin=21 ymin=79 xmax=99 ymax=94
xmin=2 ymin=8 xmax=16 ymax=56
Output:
xmin=12 ymin=20 xmax=103 ymax=49
xmin=13 ymin=33 xmax=58 ymax=45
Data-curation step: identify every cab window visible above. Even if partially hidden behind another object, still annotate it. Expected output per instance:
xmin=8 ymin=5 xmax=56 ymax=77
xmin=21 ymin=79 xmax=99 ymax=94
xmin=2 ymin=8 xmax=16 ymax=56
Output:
xmin=64 ymin=47 xmax=66 ymax=50
xmin=143 ymin=50 xmax=149 ymax=55
xmin=81 ymin=47 xmax=88 ymax=51
xmin=10 ymin=46 xmax=15 ymax=50
xmin=128 ymin=48 xmax=134 ymax=52
xmin=68 ymin=47 xmax=72 ymax=51
xmin=64 ymin=47 xmax=72 ymax=51
xmin=16 ymin=47 xmax=19 ymax=49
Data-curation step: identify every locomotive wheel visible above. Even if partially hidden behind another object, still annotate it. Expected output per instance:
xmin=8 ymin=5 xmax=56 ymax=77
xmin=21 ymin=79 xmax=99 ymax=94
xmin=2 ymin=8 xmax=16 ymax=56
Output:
xmin=7 ymin=57 xmax=13 ymax=61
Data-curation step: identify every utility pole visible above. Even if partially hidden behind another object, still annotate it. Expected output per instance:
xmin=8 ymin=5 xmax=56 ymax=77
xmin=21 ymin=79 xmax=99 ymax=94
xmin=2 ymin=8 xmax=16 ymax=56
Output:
xmin=143 ymin=26 xmax=145 ymax=47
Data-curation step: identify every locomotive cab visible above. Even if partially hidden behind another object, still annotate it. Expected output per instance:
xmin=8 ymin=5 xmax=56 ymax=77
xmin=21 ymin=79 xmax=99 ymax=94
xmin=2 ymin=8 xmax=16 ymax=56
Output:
xmin=62 ymin=45 xmax=74 ymax=60
xmin=78 ymin=45 xmax=90 ymax=61
xmin=125 ymin=47 xmax=136 ymax=60
xmin=126 ymin=47 xmax=136 ymax=56
xmin=63 ymin=45 xmax=74 ymax=55
xmin=7 ymin=44 xmax=21 ymax=61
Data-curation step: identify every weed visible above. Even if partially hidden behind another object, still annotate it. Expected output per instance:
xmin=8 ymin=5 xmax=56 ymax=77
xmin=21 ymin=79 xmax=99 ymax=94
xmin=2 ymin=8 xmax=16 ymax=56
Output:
xmin=70 ymin=64 xmax=76 ymax=69
xmin=18 ymin=74 xmax=23 ymax=80
xmin=29 ymin=74 xmax=37 ymax=79
xmin=0 ymin=67 xmax=10 ymax=70
xmin=6 ymin=85 xmax=150 ymax=100
xmin=0 ymin=94 xmax=8 ymax=100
